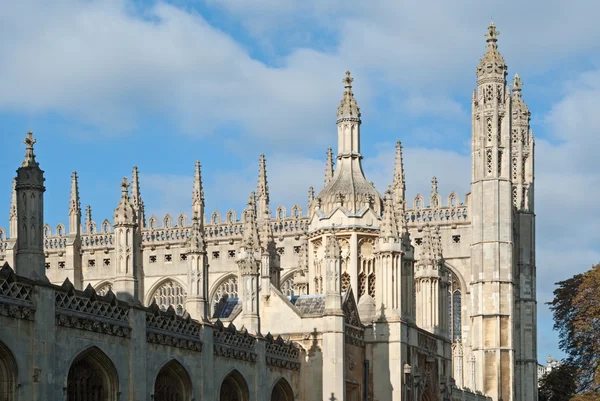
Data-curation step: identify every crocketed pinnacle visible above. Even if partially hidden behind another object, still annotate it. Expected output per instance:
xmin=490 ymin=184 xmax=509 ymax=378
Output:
xmin=257 ymin=154 xmax=270 ymax=218
xmin=336 ymin=70 xmax=361 ymax=122
xmin=393 ymin=141 xmax=405 ymax=198
xmin=241 ymin=192 xmax=260 ymax=252
xmin=69 ymin=172 xmax=81 ymax=215
xmin=297 ymin=234 xmax=309 ymax=272
xmin=192 ymin=161 xmax=204 ymax=218
xmin=22 ymin=131 xmax=39 ymax=168
xmin=477 ymin=22 xmax=507 ymax=79
xmin=9 ymin=179 xmax=17 ymax=221
xmin=418 ymin=225 xmax=435 ymax=267
xmin=379 ymin=187 xmax=399 ymax=240
xmin=85 ymin=205 xmax=93 ymax=232
xmin=325 ymin=147 xmax=334 ymax=186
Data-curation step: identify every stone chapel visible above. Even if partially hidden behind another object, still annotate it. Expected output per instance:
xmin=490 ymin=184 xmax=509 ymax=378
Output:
xmin=0 ymin=23 xmax=536 ymax=401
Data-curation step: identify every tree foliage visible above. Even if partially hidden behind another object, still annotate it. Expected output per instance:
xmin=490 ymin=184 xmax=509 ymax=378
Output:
xmin=548 ymin=264 xmax=600 ymax=393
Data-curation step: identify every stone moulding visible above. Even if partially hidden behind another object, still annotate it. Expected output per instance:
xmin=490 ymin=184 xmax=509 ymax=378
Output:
xmin=212 ymin=320 xmax=257 ymax=363
xmin=54 ymin=279 xmax=131 ymax=338
xmin=345 ymin=324 xmax=365 ymax=347
xmin=0 ymin=263 xmax=36 ymax=321
xmin=145 ymin=302 xmax=203 ymax=352
xmin=264 ymin=333 xmax=301 ymax=371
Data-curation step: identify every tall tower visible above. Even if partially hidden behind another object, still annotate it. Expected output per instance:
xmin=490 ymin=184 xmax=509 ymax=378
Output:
xmin=470 ymin=22 xmax=515 ymax=400
xmin=186 ymin=161 xmax=209 ymax=320
xmin=511 ymin=74 xmax=537 ymax=400
xmin=112 ymin=177 xmax=141 ymax=302
xmin=65 ymin=172 xmax=83 ymax=289
xmin=237 ymin=193 xmax=261 ymax=333
xmin=15 ymin=132 xmax=46 ymax=280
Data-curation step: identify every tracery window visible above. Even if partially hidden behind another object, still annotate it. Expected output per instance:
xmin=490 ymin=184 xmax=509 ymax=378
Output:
xmin=151 ymin=280 xmax=187 ymax=316
xmin=447 ymin=270 xmax=462 ymax=341
xmin=341 ymin=272 xmax=351 ymax=293
xmin=280 ymin=276 xmax=295 ymax=297
xmin=212 ymin=276 xmax=238 ymax=313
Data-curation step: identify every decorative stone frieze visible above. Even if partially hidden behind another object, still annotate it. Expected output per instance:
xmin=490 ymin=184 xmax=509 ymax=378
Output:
xmin=145 ymin=302 xmax=203 ymax=352
xmin=212 ymin=320 xmax=257 ymax=362
xmin=264 ymin=333 xmax=301 ymax=371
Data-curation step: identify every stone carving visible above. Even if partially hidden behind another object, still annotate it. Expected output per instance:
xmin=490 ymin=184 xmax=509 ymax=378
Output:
xmin=145 ymin=303 xmax=202 ymax=352
xmin=264 ymin=333 xmax=301 ymax=371
xmin=212 ymin=320 xmax=257 ymax=362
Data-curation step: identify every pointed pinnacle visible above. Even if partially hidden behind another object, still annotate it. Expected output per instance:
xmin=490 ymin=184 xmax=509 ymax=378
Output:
xmin=70 ymin=171 xmax=81 ymax=213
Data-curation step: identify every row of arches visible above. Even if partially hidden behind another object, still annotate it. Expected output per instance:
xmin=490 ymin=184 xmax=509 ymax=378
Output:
xmin=0 ymin=341 xmax=294 ymax=401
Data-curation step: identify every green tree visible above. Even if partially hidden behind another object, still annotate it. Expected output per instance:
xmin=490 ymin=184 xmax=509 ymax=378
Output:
xmin=548 ymin=264 xmax=600 ymax=393
xmin=538 ymin=364 xmax=577 ymax=401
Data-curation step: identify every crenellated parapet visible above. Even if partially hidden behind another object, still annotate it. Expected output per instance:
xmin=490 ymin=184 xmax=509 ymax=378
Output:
xmin=405 ymin=191 xmax=469 ymax=227
xmin=146 ymin=301 xmax=203 ymax=352
xmin=212 ymin=319 xmax=257 ymax=362
xmin=264 ymin=332 xmax=301 ymax=371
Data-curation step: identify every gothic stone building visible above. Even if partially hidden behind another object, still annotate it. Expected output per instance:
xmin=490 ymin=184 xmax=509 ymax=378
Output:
xmin=0 ymin=23 xmax=536 ymax=401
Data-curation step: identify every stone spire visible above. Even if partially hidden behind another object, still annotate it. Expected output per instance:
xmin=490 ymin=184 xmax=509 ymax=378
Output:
xmin=393 ymin=141 xmax=406 ymax=221
xmin=192 ymin=161 xmax=205 ymax=222
xmin=9 ymin=179 xmax=17 ymax=238
xmin=325 ymin=147 xmax=334 ymax=186
xmin=237 ymin=192 xmax=262 ymax=333
xmin=511 ymin=73 xmax=535 ymax=211
xmin=15 ymin=131 xmax=46 ymax=280
xmin=68 ymin=172 xmax=81 ymax=235
xmin=257 ymin=154 xmax=270 ymax=218
xmin=337 ymin=70 xmax=361 ymax=122
xmin=379 ymin=187 xmax=399 ymax=240
xmin=316 ymin=71 xmax=382 ymax=214
xmin=131 ymin=166 xmax=145 ymax=229
xmin=308 ymin=186 xmax=314 ymax=206
xmin=476 ymin=22 xmax=507 ymax=83
xmin=186 ymin=161 xmax=209 ymax=320
xmin=241 ymin=192 xmax=260 ymax=253
xmin=85 ymin=205 xmax=93 ymax=234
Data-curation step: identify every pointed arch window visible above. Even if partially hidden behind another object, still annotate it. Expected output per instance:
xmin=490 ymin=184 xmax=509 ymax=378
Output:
xmin=211 ymin=276 xmax=238 ymax=315
xmin=151 ymin=280 xmax=187 ymax=315
xmin=447 ymin=270 xmax=462 ymax=341
xmin=280 ymin=276 xmax=295 ymax=297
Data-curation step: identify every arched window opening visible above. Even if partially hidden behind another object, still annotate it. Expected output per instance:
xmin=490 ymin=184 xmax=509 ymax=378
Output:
xmin=220 ymin=370 xmax=249 ymax=401
xmin=211 ymin=276 xmax=239 ymax=317
xmin=447 ymin=270 xmax=462 ymax=341
xmin=153 ymin=360 xmax=193 ymax=401
xmin=151 ymin=280 xmax=187 ymax=315
xmin=280 ymin=276 xmax=295 ymax=297
xmin=0 ymin=341 xmax=17 ymax=401
xmin=271 ymin=378 xmax=294 ymax=401
xmin=67 ymin=347 xmax=119 ymax=401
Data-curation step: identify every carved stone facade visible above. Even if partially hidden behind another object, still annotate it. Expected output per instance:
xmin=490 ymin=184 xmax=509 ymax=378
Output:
xmin=0 ymin=23 xmax=534 ymax=401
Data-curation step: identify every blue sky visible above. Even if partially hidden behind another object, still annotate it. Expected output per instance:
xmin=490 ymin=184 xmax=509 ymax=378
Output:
xmin=1 ymin=0 xmax=600 ymax=362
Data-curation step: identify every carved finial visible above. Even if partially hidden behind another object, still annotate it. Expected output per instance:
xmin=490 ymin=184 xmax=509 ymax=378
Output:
xmin=120 ymin=177 xmax=130 ymax=199
xmin=308 ymin=186 xmax=315 ymax=204
xmin=512 ymin=73 xmax=523 ymax=96
xmin=393 ymin=140 xmax=406 ymax=199
xmin=337 ymin=70 xmax=361 ymax=121
xmin=70 ymin=172 xmax=81 ymax=213
xmin=431 ymin=177 xmax=438 ymax=195
xmin=85 ymin=205 xmax=93 ymax=233
xmin=22 ymin=131 xmax=39 ymax=168
xmin=325 ymin=147 xmax=334 ymax=186
xmin=242 ymin=192 xmax=260 ymax=252
xmin=192 ymin=161 xmax=204 ymax=220
xmin=485 ymin=21 xmax=500 ymax=47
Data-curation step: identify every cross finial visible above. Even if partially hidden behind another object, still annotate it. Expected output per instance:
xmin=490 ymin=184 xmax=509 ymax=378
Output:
xmin=343 ymin=70 xmax=353 ymax=88
xmin=22 ymin=131 xmax=38 ymax=167
xmin=431 ymin=176 xmax=438 ymax=194
xmin=120 ymin=177 xmax=130 ymax=198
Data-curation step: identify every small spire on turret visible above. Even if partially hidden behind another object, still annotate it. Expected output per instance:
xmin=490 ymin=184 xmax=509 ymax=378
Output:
xmin=336 ymin=70 xmax=361 ymax=122
xmin=308 ymin=186 xmax=315 ymax=204
xmin=476 ymin=22 xmax=507 ymax=80
xmin=114 ymin=177 xmax=136 ymax=224
xmin=257 ymin=154 xmax=270 ymax=218
xmin=85 ymin=205 xmax=93 ymax=233
xmin=512 ymin=74 xmax=523 ymax=96
xmin=22 ymin=131 xmax=39 ymax=168
xmin=9 ymin=179 xmax=17 ymax=238
xmin=69 ymin=172 xmax=81 ymax=235
xmin=379 ymin=187 xmax=399 ymax=240
xmin=393 ymin=141 xmax=406 ymax=202
xmin=242 ymin=192 xmax=260 ymax=252
xmin=418 ymin=225 xmax=435 ymax=267
xmin=192 ymin=161 xmax=204 ymax=221
xmin=325 ymin=147 xmax=334 ymax=186
xmin=131 ymin=166 xmax=145 ymax=229
xmin=431 ymin=177 xmax=438 ymax=195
